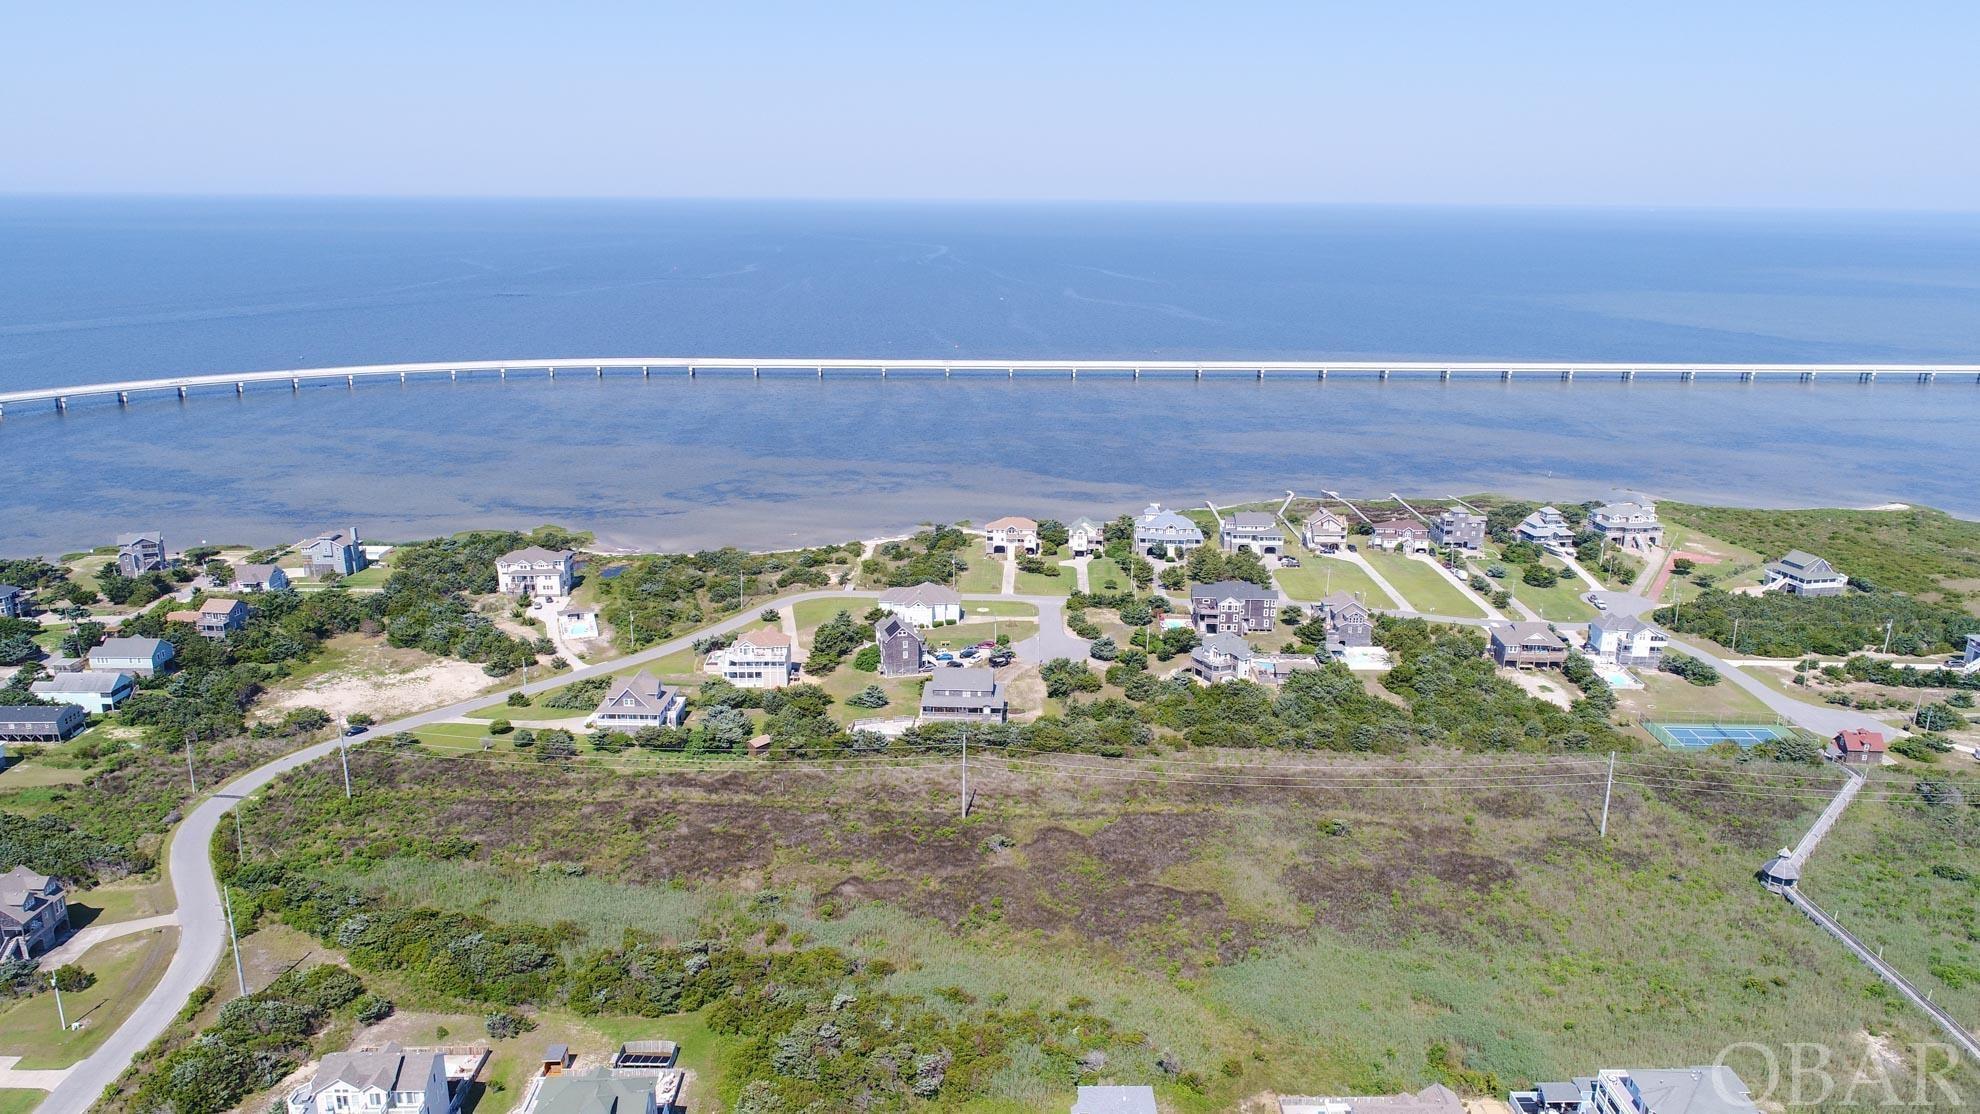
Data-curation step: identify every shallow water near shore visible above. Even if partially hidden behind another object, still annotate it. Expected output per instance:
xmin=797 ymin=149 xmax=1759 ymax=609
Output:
xmin=2 ymin=198 xmax=1977 ymax=553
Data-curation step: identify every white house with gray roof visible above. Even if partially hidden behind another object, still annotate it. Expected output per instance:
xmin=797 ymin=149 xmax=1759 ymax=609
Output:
xmin=1220 ymin=512 xmax=1285 ymax=554
xmin=1300 ymin=508 xmax=1349 ymax=552
xmin=1589 ymin=501 xmax=1663 ymax=550
xmin=587 ymin=671 xmax=686 ymax=731
xmin=1585 ymin=613 xmax=1667 ymax=666
xmin=878 ymin=582 xmax=963 ymax=626
xmin=88 ymin=636 xmax=174 ymax=675
xmin=1066 ymin=517 xmax=1106 ymax=557
xmin=286 ymin=1043 xmax=465 ymax=1114
xmin=497 ymin=547 xmax=576 ymax=599
xmin=712 ymin=628 xmax=795 ymax=688
xmin=0 ymin=585 xmax=23 ymax=618
xmin=1761 ymin=550 xmax=1847 ymax=597
xmin=1134 ymin=504 xmax=1204 ymax=558
xmin=1516 ymin=506 xmax=1577 ymax=555
xmin=31 ymin=670 xmax=135 ymax=714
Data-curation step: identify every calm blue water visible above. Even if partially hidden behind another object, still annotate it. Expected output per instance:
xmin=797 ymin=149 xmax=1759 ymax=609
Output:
xmin=1 ymin=198 xmax=1977 ymax=554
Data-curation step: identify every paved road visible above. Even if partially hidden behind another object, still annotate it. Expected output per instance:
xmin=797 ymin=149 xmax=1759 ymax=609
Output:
xmin=38 ymin=586 xmax=1081 ymax=1114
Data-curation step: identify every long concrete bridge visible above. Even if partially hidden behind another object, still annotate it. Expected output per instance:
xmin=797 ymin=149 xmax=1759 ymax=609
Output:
xmin=3 ymin=357 xmax=1977 ymax=416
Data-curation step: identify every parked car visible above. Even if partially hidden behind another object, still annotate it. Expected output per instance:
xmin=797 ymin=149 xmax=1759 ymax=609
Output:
xmin=960 ymin=648 xmax=980 ymax=659
xmin=944 ymin=659 xmax=967 ymax=668
xmin=1280 ymin=556 xmax=1301 ymax=567
xmin=988 ymin=650 xmax=1015 ymax=666
xmin=934 ymin=651 xmax=955 ymax=661
xmin=976 ymin=640 xmax=996 ymax=649
xmin=343 ymin=724 xmax=367 ymax=737
xmin=1587 ymin=594 xmax=1608 ymax=611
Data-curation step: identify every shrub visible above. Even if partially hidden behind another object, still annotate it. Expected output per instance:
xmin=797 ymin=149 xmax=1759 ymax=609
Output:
xmin=1660 ymin=650 xmax=1721 ymax=686
xmin=489 ymin=719 xmax=514 ymax=735
xmin=852 ymin=646 xmax=881 ymax=673
xmin=846 ymin=685 xmax=889 ymax=709
xmin=50 ymin=964 xmax=94 ymax=992
xmin=1521 ymin=564 xmax=1559 ymax=588
xmin=486 ymin=1011 xmax=537 ymax=1040
xmin=355 ymin=994 xmax=395 ymax=1025
xmin=506 ymin=691 xmax=531 ymax=707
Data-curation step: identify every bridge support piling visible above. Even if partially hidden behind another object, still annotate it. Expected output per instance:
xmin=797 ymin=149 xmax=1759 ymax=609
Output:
xmin=642 ymin=366 xmax=649 ymax=378
xmin=1440 ymin=368 xmax=1451 ymax=381
xmin=1561 ymin=368 xmax=1573 ymax=381
xmin=54 ymin=397 xmax=66 ymax=412
xmin=1740 ymin=371 xmax=1753 ymax=382
xmin=399 ymin=372 xmax=406 ymax=384
xmin=1379 ymin=368 xmax=1389 ymax=381
xmin=1194 ymin=367 xmax=1202 ymax=381
xmin=237 ymin=382 xmax=246 ymax=396
xmin=1318 ymin=367 xmax=1327 ymax=381
xmin=1622 ymin=369 xmax=1634 ymax=381
xmin=500 ymin=367 xmax=507 ymax=380
xmin=686 ymin=366 xmax=694 ymax=379
xmin=178 ymin=386 xmax=187 ymax=399
xmin=753 ymin=366 xmax=760 ymax=379
xmin=450 ymin=369 xmax=457 ymax=381
xmin=344 ymin=375 xmax=352 ymax=388
xmin=548 ymin=366 xmax=556 ymax=379
xmin=1682 ymin=369 xmax=1695 ymax=382
xmin=945 ymin=366 xmax=953 ymax=378
xmin=1501 ymin=369 xmax=1513 ymax=381
xmin=596 ymin=366 xmax=603 ymax=379
xmin=291 ymin=378 xmax=299 ymax=391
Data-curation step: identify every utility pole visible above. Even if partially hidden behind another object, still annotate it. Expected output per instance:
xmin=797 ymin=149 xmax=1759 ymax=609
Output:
xmin=184 ymin=729 xmax=197 ymax=792
xmin=234 ymin=807 xmax=245 ymax=861
xmin=222 ymin=884 xmax=248 ymax=996
xmin=1883 ymin=618 xmax=1894 ymax=654
xmin=53 ymin=984 xmax=67 ymax=1031
xmin=1730 ymin=617 xmax=1741 ymax=655
xmin=339 ymin=740 xmax=353 ymax=800
xmin=1599 ymin=751 xmax=1616 ymax=838
xmin=959 ymin=729 xmax=969 ymax=819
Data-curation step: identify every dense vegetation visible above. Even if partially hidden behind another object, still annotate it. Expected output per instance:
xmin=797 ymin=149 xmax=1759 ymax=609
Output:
xmin=1654 ymin=587 xmax=1979 ymax=657
xmin=0 ymin=813 xmax=140 ymax=884
xmin=861 ymin=525 xmax=973 ymax=588
xmin=594 ymin=542 xmax=856 ymax=651
xmin=1661 ymin=503 xmax=1980 ymax=601
xmin=122 ymin=964 xmax=374 ymax=1114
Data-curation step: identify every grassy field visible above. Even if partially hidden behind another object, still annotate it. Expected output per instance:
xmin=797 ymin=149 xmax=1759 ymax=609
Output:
xmin=1360 ymin=551 xmax=1483 ymax=617
xmin=1272 ymin=544 xmax=1396 ymax=608
xmin=1661 ymin=503 xmax=1980 ymax=604
xmin=1014 ymin=565 xmax=1075 ymax=595
xmin=234 ymin=749 xmax=1980 ymax=1110
xmin=1613 ymin=670 xmax=1779 ymax=729
xmin=0 ymin=1091 xmax=43 ymax=1114
xmin=922 ymin=620 xmax=1036 ymax=651
xmin=954 ymin=557 xmax=1004 ymax=594
xmin=0 ymin=927 xmax=179 ymax=1068
xmin=1656 ymin=524 xmax=1769 ymax=604
xmin=1084 ymin=557 xmax=1130 ymax=593
xmin=963 ymin=599 xmax=1038 ymax=617
xmin=1474 ymin=545 xmax=1598 ymax=621
xmin=1801 ymin=786 xmax=1980 ymax=1025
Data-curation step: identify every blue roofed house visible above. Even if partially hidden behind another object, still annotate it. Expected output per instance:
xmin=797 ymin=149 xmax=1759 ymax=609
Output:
xmin=0 ymin=585 xmax=24 ymax=619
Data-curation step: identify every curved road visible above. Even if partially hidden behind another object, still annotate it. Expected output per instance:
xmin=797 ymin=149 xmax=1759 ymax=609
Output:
xmin=39 ymin=588 xmax=1080 ymax=1114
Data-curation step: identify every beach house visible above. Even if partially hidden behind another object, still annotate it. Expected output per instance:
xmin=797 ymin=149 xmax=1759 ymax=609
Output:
xmin=1762 ymin=550 xmax=1848 ymax=597
xmin=1585 ymin=613 xmax=1667 ymax=666
xmin=1489 ymin=621 xmax=1570 ymax=669
xmin=116 ymin=531 xmax=167 ymax=576
xmin=1431 ymin=510 xmax=1487 ymax=552
xmin=233 ymin=564 xmax=290 ymax=592
xmin=1368 ymin=518 xmax=1430 ymax=554
xmin=497 ymin=547 xmax=576 ymax=599
xmin=1589 ymin=502 xmax=1664 ymax=551
xmin=1190 ymin=579 xmax=1278 ymax=634
xmin=0 ymin=867 xmax=69 ymax=962
xmin=30 ymin=670 xmax=136 ymax=714
xmin=302 ymin=527 xmax=368 ymax=577
xmin=89 ymin=635 xmax=175 ymax=675
xmin=1314 ymin=592 xmax=1374 ymax=653
xmin=1220 ymin=512 xmax=1285 ymax=554
xmin=1300 ymin=508 xmax=1349 ymax=552
xmin=1133 ymin=504 xmax=1204 ymax=558
xmin=874 ymin=614 xmax=927 ymax=676
xmin=0 ymin=705 xmax=86 ymax=743
xmin=0 ymin=585 xmax=23 ymax=618
xmin=878 ymin=582 xmax=963 ymax=626
xmin=1516 ymin=507 xmax=1577 ymax=555
xmin=982 ymin=516 xmax=1040 ymax=556
xmin=587 ymin=671 xmax=687 ymax=731
xmin=919 ymin=666 xmax=1007 ymax=722
xmin=1065 ymin=517 xmax=1106 ymax=556
xmin=713 ymin=629 xmax=795 ymax=688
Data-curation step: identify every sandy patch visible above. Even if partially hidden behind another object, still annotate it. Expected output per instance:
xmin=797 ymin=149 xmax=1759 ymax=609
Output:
xmin=259 ymin=638 xmax=499 ymax=721
xmin=1503 ymin=667 xmax=1574 ymax=710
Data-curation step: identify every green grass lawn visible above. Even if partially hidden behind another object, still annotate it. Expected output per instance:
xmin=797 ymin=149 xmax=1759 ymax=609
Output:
xmin=1657 ymin=524 xmax=1770 ymax=605
xmin=337 ymin=565 xmax=392 ymax=589
xmin=0 ymin=1090 xmax=44 ymax=1114
xmin=1474 ymin=545 xmax=1598 ymax=621
xmin=793 ymin=597 xmax=865 ymax=630
xmin=960 ymin=600 xmax=1037 ymax=618
xmin=0 ymin=927 xmax=179 ymax=1068
xmin=1084 ymin=557 xmax=1130 ymax=594
xmin=954 ymin=557 xmax=1004 ymax=594
xmin=923 ymin=620 xmax=1036 ymax=651
xmin=1361 ymin=551 xmax=1483 ymax=617
xmin=812 ymin=664 xmax=926 ymax=724
xmin=1614 ymin=670 xmax=1779 ymax=727
xmin=1014 ymin=565 xmax=1075 ymax=595
xmin=1271 ymin=544 xmax=1396 ymax=608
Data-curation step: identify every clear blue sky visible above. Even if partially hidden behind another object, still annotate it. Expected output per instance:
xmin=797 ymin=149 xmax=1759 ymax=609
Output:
xmin=5 ymin=1 xmax=1975 ymax=208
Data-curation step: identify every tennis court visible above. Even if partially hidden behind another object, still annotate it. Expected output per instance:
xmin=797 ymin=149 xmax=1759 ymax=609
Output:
xmin=1645 ymin=721 xmax=1794 ymax=750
